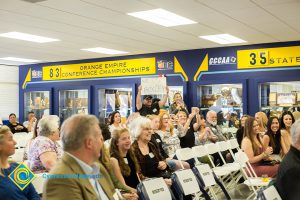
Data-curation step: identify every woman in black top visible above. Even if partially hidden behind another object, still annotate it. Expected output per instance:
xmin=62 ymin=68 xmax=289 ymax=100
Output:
xmin=7 ymin=113 xmax=28 ymax=134
xmin=262 ymin=116 xmax=284 ymax=157
xmin=110 ymin=128 xmax=143 ymax=191
xmin=129 ymin=116 xmax=172 ymax=186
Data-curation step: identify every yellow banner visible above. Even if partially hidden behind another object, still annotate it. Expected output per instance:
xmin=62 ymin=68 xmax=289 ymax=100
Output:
xmin=237 ymin=46 xmax=300 ymax=69
xmin=43 ymin=57 xmax=156 ymax=80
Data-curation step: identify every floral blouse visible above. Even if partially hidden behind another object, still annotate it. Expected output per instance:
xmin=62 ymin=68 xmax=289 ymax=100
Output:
xmin=157 ymin=127 xmax=185 ymax=158
xmin=28 ymin=136 xmax=62 ymax=173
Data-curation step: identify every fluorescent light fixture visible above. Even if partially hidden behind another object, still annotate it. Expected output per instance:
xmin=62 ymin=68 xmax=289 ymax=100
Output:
xmin=127 ymin=8 xmax=197 ymax=27
xmin=81 ymin=47 xmax=128 ymax=55
xmin=0 ymin=32 xmax=59 ymax=43
xmin=199 ymin=34 xmax=247 ymax=44
xmin=0 ymin=57 xmax=40 ymax=63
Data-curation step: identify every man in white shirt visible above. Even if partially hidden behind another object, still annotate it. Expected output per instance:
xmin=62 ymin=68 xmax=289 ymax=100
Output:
xmin=44 ymin=114 xmax=115 ymax=200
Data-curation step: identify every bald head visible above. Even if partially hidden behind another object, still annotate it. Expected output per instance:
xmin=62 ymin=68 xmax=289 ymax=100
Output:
xmin=61 ymin=114 xmax=99 ymax=152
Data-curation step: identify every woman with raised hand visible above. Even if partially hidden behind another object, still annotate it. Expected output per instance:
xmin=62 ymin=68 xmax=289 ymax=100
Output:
xmin=241 ymin=117 xmax=279 ymax=177
xmin=168 ymin=92 xmax=189 ymax=115
xmin=280 ymin=111 xmax=295 ymax=155
xmin=0 ymin=126 xmax=39 ymax=200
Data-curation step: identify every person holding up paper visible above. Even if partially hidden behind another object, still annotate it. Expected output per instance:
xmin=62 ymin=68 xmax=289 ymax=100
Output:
xmin=136 ymin=85 xmax=169 ymax=116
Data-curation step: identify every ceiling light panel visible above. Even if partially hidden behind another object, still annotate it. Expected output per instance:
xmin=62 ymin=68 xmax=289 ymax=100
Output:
xmin=199 ymin=34 xmax=247 ymax=44
xmin=127 ymin=8 xmax=197 ymax=27
xmin=0 ymin=32 xmax=59 ymax=43
xmin=0 ymin=57 xmax=40 ymax=63
xmin=81 ymin=47 xmax=128 ymax=55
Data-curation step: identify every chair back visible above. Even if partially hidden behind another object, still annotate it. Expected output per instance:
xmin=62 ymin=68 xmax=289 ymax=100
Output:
xmin=205 ymin=143 xmax=219 ymax=154
xmin=257 ymin=185 xmax=282 ymax=200
xmin=175 ymin=148 xmax=194 ymax=161
xmin=137 ymin=177 xmax=173 ymax=200
xmin=217 ymin=141 xmax=229 ymax=152
xmin=10 ymin=148 xmax=25 ymax=163
xmin=192 ymin=145 xmax=207 ymax=158
xmin=229 ymin=139 xmax=239 ymax=149
xmin=193 ymin=164 xmax=216 ymax=187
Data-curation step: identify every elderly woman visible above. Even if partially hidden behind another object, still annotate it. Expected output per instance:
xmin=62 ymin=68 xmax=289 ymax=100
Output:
xmin=28 ymin=115 xmax=62 ymax=173
xmin=129 ymin=116 xmax=172 ymax=186
xmin=7 ymin=113 xmax=28 ymax=134
xmin=0 ymin=126 xmax=39 ymax=200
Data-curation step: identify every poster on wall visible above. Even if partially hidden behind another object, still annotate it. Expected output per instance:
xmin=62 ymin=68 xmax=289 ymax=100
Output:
xmin=119 ymin=94 xmax=129 ymax=117
xmin=141 ymin=77 xmax=166 ymax=95
xmin=106 ymin=94 xmax=116 ymax=113
xmin=277 ymin=93 xmax=296 ymax=106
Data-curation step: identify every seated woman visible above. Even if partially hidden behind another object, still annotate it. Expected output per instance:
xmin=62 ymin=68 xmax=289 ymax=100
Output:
xmin=0 ymin=126 xmax=39 ymax=200
xmin=168 ymin=92 xmax=189 ymax=115
xmin=280 ymin=111 xmax=295 ymax=154
xmin=241 ymin=117 xmax=279 ymax=177
xmin=99 ymin=145 xmax=138 ymax=200
xmin=255 ymin=112 xmax=268 ymax=136
xmin=28 ymin=115 xmax=62 ymax=173
xmin=236 ymin=115 xmax=250 ymax=147
xmin=7 ymin=113 xmax=28 ymax=134
xmin=110 ymin=128 xmax=144 ymax=192
xmin=129 ymin=116 xmax=172 ymax=186
xmin=262 ymin=117 xmax=285 ymax=159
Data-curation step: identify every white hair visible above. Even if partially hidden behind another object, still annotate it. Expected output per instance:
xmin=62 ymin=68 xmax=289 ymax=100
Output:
xmin=291 ymin=119 xmax=300 ymax=145
xmin=128 ymin=116 xmax=151 ymax=140
xmin=38 ymin=115 xmax=60 ymax=137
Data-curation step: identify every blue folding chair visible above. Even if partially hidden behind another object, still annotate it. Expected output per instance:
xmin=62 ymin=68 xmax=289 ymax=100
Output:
xmin=137 ymin=177 xmax=176 ymax=200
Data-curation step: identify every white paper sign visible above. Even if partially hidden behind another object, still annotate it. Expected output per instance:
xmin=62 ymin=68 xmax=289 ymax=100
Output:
xmin=106 ymin=94 xmax=116 ymax=112
xmin=143 ymin=178 xmax=172 ymax=200
xmin=195 ymin=164 xmax=216 ymax=187
xmin=119 ymin=94 xmax=128 ymax=117
xmin=141 ymin=77 xmax=166 ymax=95
xmin=175 ymin=170 xmax=200 ymax=195
xmin=263 ymin=185 xmax=282 ymax=200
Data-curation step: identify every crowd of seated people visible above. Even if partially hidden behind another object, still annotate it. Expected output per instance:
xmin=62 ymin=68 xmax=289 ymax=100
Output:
xmin=2 ymin=88 xmax=300 ymax=200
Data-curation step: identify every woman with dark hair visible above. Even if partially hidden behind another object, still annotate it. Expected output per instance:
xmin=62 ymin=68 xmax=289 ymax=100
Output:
xmin=241 ymin=117 xmax=279 ymax=177
xmin=262 ymin=117 xmax=285 ymax=158
xmin=7 ymin=113 xmax=28 ymax=134
xmin=108 ymin=111 xmax=124 ymax=133
xmin=280 ymin=111 xmax=295 ymax=154
xmin=236 ymin=115 xmax=250 ymax=147
xmin=110 ymin=128 xmax=144 ymax=192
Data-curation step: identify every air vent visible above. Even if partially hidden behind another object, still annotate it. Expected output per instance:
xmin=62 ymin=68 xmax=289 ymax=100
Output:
xmin=21 ymin=0 xmax=47 ymax=3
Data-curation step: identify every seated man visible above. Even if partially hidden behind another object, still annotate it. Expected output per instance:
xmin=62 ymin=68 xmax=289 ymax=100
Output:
xmin=136 ymin=85 xmax=169 ymax=116
xmin=276 ymin=119 xmax=300 ymax=200
xmin=44 ymin=114 xmax=116 ymax=200
xmin=205 ymin=110 xmax=226 ymax=142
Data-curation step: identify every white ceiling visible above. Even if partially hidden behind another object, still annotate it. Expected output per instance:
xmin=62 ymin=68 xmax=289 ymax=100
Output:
xmin=0 ymin=0 xmax=300 ymax=65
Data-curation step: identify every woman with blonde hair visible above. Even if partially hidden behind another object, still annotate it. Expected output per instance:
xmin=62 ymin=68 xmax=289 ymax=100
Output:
xmin=168 ymin=92 xmax=188 ymax=115
xmin=255 ymin=112 xmax=268 ymax=135
xmin=110 ymin=128 xmax=144 ymax=192
xmin=0 ymin=126 xmax=39 ymax=199
xmin=241 ymin=117 xmax=279 ymax=177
